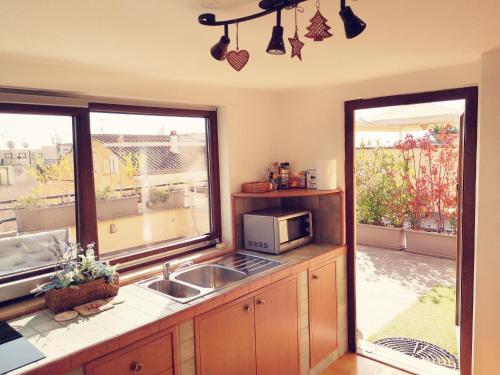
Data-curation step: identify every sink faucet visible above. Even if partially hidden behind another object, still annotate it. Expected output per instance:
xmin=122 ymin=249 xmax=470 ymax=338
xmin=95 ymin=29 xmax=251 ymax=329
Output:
xmin=163 ymin=260 xmax=194 ymax=279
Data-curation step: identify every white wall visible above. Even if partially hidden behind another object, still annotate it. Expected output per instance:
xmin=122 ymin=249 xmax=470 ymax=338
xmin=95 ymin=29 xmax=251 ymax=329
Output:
xmin=473 ymin=49 xmax=500 ymax=375
xmin=269 ymin=60 xmax=500 ymax=374
xmin=0 ymin=55 xmax=281 ymax=246
xmin=269 ymin=61 xmax=481 ymax=189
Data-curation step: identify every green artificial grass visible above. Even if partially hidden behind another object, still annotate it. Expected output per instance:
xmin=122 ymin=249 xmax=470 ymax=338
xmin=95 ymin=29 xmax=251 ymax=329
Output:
xmin=369 ymin=286 xmax=458 ymax=355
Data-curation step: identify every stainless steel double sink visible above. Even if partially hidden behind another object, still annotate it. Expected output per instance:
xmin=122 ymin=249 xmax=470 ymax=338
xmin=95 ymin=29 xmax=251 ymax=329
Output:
xmin=137 ymin=252 xmax=284 ymax=303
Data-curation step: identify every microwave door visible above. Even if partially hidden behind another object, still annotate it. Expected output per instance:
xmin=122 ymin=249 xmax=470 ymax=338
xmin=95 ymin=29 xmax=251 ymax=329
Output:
xmin=278 ymin=215 xmax=310 ymax=245
xmin=285 ymin=215 xmax=310 ymax=243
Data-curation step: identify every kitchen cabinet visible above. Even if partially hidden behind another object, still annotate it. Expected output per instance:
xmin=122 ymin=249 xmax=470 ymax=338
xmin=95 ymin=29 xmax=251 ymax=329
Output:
xmin=195 ymin=278 xmax=299 ymax=375
xmin=308 ymin=260 xmax=338 ymax=368
xmin=255 ymin=278 xmax=299 ymax=375
xmin=85 ymin=330 xmax=174 ymax=375
xmin=196 ymin=298 xmax=256 ymax=375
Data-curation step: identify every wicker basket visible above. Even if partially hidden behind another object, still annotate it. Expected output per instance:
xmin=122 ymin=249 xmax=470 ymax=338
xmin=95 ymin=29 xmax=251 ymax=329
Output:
xmin=45 ymin=276 xmax=120 ymax=313
xmin=241 ymin=181 xmax=273 ymax=193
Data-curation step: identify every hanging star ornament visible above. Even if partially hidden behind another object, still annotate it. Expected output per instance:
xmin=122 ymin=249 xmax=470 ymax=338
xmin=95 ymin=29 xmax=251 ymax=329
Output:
xmin=288 ymin=31 xmax=305 ymax=61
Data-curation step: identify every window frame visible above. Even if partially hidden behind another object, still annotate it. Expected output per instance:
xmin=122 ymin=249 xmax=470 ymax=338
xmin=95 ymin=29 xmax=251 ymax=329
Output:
xmin=0 ymin=102 xmax=221 ymax=283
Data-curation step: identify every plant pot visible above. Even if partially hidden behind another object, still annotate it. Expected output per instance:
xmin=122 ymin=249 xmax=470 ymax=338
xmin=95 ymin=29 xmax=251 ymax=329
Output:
xmin=45 ymin=276 xmax=119 ymax=313
xmin=16 ymin=205 xmax=75 ymax=232
xmin=96 ymin=195 xmax=139 ymax=219
xmin=194 ymin=186 xmax=209 ymax=195
xmin=356 ymin=223 xmax=406 ymax=250
xmin=146 ymin=190 xmax=185 ymax=210
xmin=16 ymin=196 xmax=139 ymax=232
xmin=405 ymin=229 xmax=457 ymax=260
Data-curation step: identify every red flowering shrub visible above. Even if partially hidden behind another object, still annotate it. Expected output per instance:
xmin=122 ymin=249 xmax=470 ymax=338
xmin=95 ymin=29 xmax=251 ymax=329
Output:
xmin=395 ymin=125 xmax=458 ymax=233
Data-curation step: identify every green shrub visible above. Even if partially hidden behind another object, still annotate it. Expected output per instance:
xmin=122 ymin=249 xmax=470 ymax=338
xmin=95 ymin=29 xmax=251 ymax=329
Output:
xmin=96 ymin=185 xmax=120 ymax=201
xmin=149 ymin=186 xmax=172 ymax=203
xmin=356 ymin=142 xmax=411 ymax=228
xmin=15 ymin=192 xmax=44 ymax=209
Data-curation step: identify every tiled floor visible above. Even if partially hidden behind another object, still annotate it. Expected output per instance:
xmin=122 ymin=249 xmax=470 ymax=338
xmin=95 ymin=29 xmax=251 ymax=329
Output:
xmin=321 ymin=353 xmax=410 ymax=375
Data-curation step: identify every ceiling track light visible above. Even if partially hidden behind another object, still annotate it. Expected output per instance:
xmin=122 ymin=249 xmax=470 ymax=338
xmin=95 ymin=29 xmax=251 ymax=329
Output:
xmin=339 ymin=0 xmax=366 ymax=39
xmin=210 ymin=24 xmax=230 ymax=60
xmin=199 ymin=0 xmax=366 ymax=62
xmin=266 ymin=9 xmax=286 ymax=55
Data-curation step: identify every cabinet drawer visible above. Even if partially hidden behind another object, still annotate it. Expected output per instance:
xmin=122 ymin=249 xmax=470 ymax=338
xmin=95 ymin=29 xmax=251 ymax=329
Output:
xmin=86 ymin=331 xmax=173 ymax=375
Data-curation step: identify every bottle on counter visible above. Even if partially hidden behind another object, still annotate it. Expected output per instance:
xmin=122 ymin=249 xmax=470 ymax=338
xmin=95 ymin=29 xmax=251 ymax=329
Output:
xmin=279 ymin=162 xmax=290 ymax=189
xmin=289 ymin=172 xmax=299 ymax=188
xmin=268 ymin=162 xmax=280 ymax=190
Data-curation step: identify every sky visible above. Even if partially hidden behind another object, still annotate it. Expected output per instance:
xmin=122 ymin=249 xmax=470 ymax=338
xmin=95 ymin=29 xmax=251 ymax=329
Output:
xmin=90 ymin=112 xmax=206 ymax=136
xmin=0 ymin=112 xmax=206 ymax=149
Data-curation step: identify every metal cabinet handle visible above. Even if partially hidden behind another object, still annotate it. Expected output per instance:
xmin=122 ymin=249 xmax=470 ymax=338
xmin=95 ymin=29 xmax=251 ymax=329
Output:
xmin=245 ymin=304 xmax=254 ymax=312
xmin=257 ymin=299 xmax=266 ymax=305
xmin=130 ymin=361 xmax=143 ymax=373
xmin=312 ymin=274 xmax=319 ymax=280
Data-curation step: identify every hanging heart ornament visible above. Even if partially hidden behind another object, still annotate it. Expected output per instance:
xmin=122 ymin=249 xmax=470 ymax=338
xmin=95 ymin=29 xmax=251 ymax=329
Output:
xmin=226 ymin=49 xmax=250 ymax=71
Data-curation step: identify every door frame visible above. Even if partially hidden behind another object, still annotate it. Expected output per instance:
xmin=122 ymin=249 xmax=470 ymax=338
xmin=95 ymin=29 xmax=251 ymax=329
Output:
xmin=344 ymin=87 xmax=478 ymax=375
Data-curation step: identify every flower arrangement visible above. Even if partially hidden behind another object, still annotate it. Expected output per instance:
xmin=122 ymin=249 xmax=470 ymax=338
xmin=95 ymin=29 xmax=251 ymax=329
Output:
xmin=34 ymin=241 xmax=118 ymax=294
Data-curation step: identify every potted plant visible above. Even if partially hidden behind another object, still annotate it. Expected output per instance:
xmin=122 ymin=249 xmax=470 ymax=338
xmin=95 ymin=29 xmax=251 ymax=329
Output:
xmin=15 ymin=191 xmax=76 ymax=232
xmin=356 ymin=142 xmax=407 ymax=250
xmin=95 ymin=185 xmax=139 ymax=220
xmin=146 ymin=185 xmax=185 ymax=210
xmin=16 ymin=185 xmax=139 ymax=232
xmin=430 ymin=124 xmax=459 ymax=143
xmin=16 ymin=155 xmax=76 ymax=232
xmin=34 ymin=241 xmax=119 ymax=313
xmin=396 ymin=128 xmax=458 ymax=259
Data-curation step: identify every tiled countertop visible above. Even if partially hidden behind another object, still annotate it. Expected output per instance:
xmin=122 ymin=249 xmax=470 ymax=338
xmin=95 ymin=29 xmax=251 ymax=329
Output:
xmin=7 ymin=244 xmax=346 ymax=375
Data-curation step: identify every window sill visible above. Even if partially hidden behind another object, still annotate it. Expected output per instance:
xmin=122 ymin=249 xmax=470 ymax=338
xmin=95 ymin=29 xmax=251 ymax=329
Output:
xmin=0 ymin=245 xmax=234 ymax=321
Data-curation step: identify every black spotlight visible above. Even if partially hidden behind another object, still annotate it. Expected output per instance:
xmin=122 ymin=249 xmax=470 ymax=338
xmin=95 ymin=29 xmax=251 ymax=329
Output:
xmin=339 ymin=0 xmax=366 ymax=39
xmin=266 ymin=10 xmax=286 ymax=55
xmin=210 ymin=25 xmax=230 ymax=60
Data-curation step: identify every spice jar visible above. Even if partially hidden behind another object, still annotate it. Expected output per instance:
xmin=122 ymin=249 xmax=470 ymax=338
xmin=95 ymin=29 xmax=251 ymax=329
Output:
xmin=279 ymin=162 xmax=290 ymax=189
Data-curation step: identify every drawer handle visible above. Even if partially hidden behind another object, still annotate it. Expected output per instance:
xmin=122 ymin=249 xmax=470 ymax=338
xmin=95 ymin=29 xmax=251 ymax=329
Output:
xmin=245 ymin=304 xmax=254 ymax=312
xmin=130 ymin=362 xmax=143 ymax=373
xmin=257 ymin=299 xmax=266 ymax=305
xmin=312 ymin=274 xmax=319 ymax=280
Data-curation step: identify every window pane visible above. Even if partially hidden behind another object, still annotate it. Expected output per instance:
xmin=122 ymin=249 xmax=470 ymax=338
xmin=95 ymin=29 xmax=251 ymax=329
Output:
xmin=90 ymin=112 xmax=210 ymax=259
xmin=0 ymin=114 xmax=75 ymax=277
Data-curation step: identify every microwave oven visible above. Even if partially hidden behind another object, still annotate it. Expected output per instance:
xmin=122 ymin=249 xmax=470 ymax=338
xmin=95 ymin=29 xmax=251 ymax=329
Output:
xmin=243 ymin=208 xmax=313 ymax=254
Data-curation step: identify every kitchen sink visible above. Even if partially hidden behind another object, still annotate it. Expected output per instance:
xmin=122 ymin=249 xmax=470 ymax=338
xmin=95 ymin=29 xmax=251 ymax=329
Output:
xmin=173 ymin=264 xmax=246 ymax=289
xmin=137 ymin=252 xmax=285 ymax=303
xmin=144 ymin=279 xmax=201 ymax=300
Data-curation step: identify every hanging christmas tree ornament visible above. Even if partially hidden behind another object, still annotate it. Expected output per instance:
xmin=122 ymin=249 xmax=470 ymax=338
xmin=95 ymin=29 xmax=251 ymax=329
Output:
xmin=305 ymin=0 xmax=333 ymax=42
xmin=226 ymin=23 xmax=250 ymax=72
xmin=288 ymin=6 xmax=305 ymax=60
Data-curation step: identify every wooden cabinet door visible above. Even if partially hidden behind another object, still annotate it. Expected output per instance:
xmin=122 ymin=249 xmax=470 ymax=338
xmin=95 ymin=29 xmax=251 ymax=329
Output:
xmin=254 ymin=278 xmax=299 ymax=375
xmin=309 ymin=261 xmax=337 ymax=367
xmin=196 ymin=298 xmax=256 ymax=375
xmin=86 ymin=331 xmax=173 ymax=375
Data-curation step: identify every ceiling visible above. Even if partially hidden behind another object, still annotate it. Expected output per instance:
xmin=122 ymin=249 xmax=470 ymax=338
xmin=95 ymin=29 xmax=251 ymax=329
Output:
xmin=0 ymin=0 xmax=499 ymax=89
